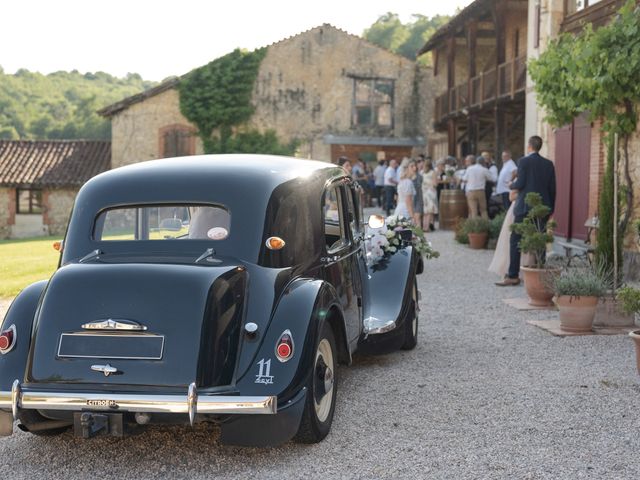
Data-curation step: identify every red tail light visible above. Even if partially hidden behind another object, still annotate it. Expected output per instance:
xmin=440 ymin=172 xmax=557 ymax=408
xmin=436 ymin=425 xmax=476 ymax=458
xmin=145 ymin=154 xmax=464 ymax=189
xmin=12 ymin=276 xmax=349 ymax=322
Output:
xmin=0 ymin=325 xmax=16 ymax=354
xmin=275 ymin=330 xmax=294 ymax=362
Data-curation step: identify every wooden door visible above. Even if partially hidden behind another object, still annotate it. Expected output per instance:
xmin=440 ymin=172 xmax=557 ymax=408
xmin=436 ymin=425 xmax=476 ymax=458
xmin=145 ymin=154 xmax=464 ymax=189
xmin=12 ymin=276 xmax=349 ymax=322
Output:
xmin=553 ymin=116 xmax=591 ymax=241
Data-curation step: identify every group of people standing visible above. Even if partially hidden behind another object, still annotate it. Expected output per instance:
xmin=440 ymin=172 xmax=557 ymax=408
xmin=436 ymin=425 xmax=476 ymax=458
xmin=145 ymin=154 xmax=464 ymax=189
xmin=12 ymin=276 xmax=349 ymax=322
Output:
xmin=333 ymin=135 xmax=556 ymax=286
xmin=373 ymin=155 xmax=440 ymax=232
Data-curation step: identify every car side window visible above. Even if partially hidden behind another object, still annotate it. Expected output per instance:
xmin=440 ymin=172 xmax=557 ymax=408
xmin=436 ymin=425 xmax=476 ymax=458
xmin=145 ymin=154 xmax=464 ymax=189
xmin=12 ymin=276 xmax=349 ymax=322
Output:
xmin=346 ymin=184 xmax=361 ymax=239
xmin=324 ymin=185 xmax=349 ymax=252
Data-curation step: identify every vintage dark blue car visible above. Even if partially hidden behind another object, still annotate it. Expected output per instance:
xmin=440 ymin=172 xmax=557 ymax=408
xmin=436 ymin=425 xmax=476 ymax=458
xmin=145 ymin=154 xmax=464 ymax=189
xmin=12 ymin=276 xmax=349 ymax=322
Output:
xmin=0 ymin=155 xmax=422 ymax=446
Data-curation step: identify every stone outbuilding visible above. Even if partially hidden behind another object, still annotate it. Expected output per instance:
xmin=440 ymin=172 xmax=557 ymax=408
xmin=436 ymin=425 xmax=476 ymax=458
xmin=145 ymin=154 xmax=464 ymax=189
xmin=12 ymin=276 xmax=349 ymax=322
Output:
xmin=0 ymin=140 xmax=110 ymax=238
xmin=99 ymin=24 xmax=435 ymax=167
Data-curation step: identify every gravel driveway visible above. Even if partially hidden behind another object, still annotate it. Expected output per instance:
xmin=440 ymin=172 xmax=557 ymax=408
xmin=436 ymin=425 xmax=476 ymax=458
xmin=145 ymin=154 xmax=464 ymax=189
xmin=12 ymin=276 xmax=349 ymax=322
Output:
xmin=1 ymin=231 xmax=639 ymax=479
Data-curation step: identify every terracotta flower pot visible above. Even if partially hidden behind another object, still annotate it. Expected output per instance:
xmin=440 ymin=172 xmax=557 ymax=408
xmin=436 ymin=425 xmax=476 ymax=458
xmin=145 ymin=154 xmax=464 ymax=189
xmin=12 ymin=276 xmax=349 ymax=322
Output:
xmin=467 ymin=232 xmax=488 ymax=249
xmin=555 ymin=295 xmax=598 ymax=332
xmin=521 ymin=266 xmax=560 ymax=307
xmin=628 ymin=330 xmax=640 ymax=375
xmin=593 ymin=295 xmax=635 ymax=328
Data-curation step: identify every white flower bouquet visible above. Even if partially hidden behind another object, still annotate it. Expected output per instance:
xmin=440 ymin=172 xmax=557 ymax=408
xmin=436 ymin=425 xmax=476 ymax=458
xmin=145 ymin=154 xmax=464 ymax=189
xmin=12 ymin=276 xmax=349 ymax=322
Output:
xmin=366 ymin=215 xmax=439 ymax=266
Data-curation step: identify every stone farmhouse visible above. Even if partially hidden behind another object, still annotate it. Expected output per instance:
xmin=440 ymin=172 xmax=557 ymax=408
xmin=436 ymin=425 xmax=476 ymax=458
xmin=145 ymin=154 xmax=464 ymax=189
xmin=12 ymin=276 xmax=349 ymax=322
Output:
xmin=0 ymin=140 xmax=110 ymax=238
xmin=99 ymin=24 xmax=435 ymax=168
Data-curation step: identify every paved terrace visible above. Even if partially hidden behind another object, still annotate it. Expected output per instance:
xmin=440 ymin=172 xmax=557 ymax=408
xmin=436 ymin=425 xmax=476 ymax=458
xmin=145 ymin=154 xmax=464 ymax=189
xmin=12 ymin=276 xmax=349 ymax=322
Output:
xmin=0 ymin=230 xmax=638 ymax=479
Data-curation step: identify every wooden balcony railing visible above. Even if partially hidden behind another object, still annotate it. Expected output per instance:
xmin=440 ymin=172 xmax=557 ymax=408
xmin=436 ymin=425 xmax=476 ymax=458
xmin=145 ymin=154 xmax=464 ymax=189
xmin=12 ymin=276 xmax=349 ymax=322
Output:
xmin=435 ymin=55 xmax=527 ymax=122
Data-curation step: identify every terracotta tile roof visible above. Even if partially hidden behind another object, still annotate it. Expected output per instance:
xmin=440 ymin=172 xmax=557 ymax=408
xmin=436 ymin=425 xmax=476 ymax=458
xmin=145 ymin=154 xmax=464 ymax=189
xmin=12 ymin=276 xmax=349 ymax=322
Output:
xmin=0 ymin=140 xmax=111 ymax=188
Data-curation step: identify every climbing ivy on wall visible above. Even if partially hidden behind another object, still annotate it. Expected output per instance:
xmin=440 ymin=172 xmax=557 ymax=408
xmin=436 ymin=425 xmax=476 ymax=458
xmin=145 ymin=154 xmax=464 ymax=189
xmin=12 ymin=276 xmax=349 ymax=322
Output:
xmin=178 ymin=47 xmax=297 ymax=155
xmin=529 ymin=0 xmax=640 ymax=273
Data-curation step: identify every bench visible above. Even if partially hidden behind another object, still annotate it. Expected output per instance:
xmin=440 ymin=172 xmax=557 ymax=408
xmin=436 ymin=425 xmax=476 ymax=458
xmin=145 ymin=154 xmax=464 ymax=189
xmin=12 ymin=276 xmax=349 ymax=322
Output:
xmin=557 ymin=240 xmax=595 ymax=266
xmin=557 ymin=216 xmax=599 ymax=266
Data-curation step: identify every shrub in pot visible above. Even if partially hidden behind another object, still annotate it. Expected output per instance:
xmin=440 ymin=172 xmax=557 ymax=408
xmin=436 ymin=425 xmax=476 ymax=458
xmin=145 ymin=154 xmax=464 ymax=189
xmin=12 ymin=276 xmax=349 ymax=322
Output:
xmin=511 ymin=192 xmax=558 ymax=306
xmin=454 ymin=218 xmax=469 ymax=245
xmin=551 ymin=267 xmax=607 ymax=333
xmin=617 ymin=286 xmax=640 ymax=374
xmin=464 ymin=217 xmax=491 ymax=249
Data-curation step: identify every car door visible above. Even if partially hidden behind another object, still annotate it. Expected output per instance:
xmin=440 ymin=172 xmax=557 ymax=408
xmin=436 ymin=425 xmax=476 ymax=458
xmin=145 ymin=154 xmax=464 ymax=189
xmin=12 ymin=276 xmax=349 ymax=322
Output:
xmin=322 ymin=182 xmax=361 ymax=343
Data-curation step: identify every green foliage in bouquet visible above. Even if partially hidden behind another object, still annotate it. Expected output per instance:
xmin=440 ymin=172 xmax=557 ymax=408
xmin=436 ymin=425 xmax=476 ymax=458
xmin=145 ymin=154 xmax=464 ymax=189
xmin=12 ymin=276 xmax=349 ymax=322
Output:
xmin=510 ymin=193 xmax=555 ymax=269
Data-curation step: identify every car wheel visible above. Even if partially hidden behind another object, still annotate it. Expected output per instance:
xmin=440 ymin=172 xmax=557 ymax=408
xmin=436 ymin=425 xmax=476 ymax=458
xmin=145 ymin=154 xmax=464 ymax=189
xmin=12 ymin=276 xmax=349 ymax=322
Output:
xmin=401 ymin=278 xmax=419 ymax=350
xmin=293 ymin=322 xmax=337 ymax=444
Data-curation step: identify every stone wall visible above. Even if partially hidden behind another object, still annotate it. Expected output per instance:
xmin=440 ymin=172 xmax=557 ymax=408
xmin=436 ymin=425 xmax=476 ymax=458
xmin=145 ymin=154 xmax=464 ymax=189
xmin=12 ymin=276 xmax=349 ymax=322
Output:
xmin=0 ymin=188 xmax=15 ymax=239
xmin=250 ymin=25 xmax=427 ymax=162
xmin=111 ymin=89 xmax=203 ymax=169
xmin=43 ymin=189 xmax=77 ymax=236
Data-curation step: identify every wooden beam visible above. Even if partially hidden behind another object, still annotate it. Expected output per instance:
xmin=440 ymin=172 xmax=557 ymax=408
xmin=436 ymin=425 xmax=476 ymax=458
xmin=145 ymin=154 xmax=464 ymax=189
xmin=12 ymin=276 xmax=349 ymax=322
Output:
xmin=447 ymin=36 xmax=456 ymax=89
xmin=448 ymin=119 xmax=457 ymax=156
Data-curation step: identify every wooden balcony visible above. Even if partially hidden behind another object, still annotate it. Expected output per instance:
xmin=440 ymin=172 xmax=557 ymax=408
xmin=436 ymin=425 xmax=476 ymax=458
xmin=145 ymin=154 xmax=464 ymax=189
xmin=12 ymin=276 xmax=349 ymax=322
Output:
xmin=560 ymin=0 xmax=627 ymax=34
xmin=435 ymin=56 xmax=527 ymax=123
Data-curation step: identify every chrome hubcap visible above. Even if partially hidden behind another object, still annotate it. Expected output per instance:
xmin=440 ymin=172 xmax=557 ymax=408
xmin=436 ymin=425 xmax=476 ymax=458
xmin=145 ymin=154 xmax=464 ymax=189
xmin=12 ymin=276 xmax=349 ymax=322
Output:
xmin=313 ymin=339 xmax=334 ymax=423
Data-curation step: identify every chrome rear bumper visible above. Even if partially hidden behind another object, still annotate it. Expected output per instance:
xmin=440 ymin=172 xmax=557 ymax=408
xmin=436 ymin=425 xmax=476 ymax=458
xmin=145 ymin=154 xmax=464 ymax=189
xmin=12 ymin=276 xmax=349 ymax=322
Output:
xmin=0 ymin=380 xmax=276 ymax=426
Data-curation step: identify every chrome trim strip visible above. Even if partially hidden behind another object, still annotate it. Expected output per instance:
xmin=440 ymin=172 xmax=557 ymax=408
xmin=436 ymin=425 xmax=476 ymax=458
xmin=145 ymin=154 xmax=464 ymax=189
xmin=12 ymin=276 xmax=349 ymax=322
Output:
xmin=57 ymin=333 xmax=164 ymax=360
xmin=11 ymin=380 xmax=20 ymax=420
xmin=0 ymin=389 xmax=277 ymax=416
xmin=187 ymin=383 xmax=197 ymax=426
xmin=82 ymin=319 xmax=148 ymax=331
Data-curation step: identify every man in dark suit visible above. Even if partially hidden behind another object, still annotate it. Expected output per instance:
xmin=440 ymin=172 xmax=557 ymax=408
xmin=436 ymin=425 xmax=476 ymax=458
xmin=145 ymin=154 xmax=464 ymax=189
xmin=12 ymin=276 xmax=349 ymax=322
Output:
xmin=496 ymin=135 xmax=556 ymax=286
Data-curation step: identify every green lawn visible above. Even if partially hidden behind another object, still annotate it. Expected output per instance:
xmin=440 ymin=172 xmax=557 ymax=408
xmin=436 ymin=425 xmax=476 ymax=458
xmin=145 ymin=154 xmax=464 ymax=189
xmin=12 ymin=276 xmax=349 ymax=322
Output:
xmin=0 ymin=236 xmax=61 ymax=299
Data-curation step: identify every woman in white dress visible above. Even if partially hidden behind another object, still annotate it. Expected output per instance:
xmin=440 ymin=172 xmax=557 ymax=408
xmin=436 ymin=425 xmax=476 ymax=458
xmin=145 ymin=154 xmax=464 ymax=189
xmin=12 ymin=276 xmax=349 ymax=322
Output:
xmin=394 ymin=160 xmax=417 ymax=221
xmin=488 ymin=202 xmax=515 ymax=277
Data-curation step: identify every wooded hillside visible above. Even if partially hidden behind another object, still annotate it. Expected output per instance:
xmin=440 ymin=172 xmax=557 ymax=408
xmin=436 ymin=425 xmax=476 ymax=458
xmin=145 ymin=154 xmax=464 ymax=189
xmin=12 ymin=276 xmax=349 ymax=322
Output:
xmin=0 ymin=67 xmax=156 ymax=140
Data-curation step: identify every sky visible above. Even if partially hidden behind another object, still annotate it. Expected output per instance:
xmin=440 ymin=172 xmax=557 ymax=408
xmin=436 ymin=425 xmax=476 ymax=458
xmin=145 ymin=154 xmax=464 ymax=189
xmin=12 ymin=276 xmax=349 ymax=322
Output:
xmin=1 ymin=0 xmax=473 ymax=81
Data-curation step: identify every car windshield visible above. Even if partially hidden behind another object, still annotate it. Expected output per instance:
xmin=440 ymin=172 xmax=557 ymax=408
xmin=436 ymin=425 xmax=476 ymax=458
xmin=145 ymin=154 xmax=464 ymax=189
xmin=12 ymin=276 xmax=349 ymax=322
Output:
xmin=94 ymin=205 xmax=230 ymax=241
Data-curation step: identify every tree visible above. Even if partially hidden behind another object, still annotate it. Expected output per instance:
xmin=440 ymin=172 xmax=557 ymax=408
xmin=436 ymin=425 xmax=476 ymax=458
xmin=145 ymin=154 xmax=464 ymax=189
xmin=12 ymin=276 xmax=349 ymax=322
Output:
xmin=364 ymin=12 xmax=452 ymax=61
xmin=529 ymin=0 xmax=640 ymax=277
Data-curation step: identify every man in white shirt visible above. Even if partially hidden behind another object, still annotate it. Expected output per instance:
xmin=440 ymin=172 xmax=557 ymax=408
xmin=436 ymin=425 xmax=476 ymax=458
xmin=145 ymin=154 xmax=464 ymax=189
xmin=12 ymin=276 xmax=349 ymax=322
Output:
xmin=457 ymin=155 xmax=475 ymax=192
xmin=496 ymin=149 xmax=518 ymax=210
xmin=465 ymin=156 xmax=497 ymax=219
xmin=383 ymin=158 xmax=399 ymax=215
xmin=373 ymin=160 xmax=387 ymax=208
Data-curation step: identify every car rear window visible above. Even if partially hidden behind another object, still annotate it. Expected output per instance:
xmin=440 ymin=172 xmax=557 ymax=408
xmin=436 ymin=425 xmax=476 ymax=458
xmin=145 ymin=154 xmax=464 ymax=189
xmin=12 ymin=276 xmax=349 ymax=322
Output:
xmin=94 ymin=205 xmax=230 ymax=241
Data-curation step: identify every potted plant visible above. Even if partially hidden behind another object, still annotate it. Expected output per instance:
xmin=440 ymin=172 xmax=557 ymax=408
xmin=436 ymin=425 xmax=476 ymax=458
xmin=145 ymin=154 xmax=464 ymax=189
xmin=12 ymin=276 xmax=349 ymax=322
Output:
xmin=617 ymin=286 xmax=640 ymax=374
xmin=464 ymin=217 xmax=491 ymax=249
xmin=551 ymin=267 xmax=608 ymax=333
xmin=454 ymin=218 xmax=469 ymax=245
xmin=511 ymin=192 xmax=558 ymax=306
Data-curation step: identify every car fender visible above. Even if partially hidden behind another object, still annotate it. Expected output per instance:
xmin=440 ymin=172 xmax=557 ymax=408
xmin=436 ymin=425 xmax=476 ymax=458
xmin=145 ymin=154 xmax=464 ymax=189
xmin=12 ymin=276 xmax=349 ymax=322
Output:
xmin=0 ymin=281 xmax=48 ymax=391
xmin=235 ymin=278 xmax=345 ymax=402
xmin=364 ymin=246 xmax=418 ymax=332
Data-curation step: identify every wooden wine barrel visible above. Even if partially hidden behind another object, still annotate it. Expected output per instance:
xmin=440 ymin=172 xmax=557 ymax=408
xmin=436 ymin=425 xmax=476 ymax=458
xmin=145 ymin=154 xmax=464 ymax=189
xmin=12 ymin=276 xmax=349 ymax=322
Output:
xmin=439 ymin=189 xmax=468 ymax=230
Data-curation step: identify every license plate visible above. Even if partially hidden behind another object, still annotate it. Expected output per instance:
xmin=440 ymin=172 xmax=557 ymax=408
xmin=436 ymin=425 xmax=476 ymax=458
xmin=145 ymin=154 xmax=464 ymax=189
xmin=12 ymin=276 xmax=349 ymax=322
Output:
xmin=57 ymin=333 xmax=164 ymax=360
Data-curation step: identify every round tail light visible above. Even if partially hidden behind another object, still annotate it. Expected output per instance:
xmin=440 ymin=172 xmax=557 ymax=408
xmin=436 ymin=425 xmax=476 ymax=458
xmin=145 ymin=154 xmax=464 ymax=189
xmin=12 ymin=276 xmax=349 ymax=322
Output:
xmin=0 ymin=325 xmax=16 ymax=354
xmin=275 ymin=330 xmax=294 ymax=362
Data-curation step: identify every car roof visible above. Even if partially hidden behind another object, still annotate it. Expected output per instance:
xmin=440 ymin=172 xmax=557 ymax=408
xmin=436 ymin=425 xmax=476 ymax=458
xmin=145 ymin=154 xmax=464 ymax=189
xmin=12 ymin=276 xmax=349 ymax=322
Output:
xmin=62 ymin=154 xmax=347 ymax=265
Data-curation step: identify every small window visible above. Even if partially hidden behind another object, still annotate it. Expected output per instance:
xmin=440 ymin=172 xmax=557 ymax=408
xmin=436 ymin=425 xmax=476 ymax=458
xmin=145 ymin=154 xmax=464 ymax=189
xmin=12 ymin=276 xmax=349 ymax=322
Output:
xmin=324 ymin=186 xmax=349 ymax=252
xmin=95 ymin=205 xmax=230 ymax=241
xmin=353 ymin=78 xmax=394 ymax=128
xmin=16 ymin=188 xmax=42 ymax=214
